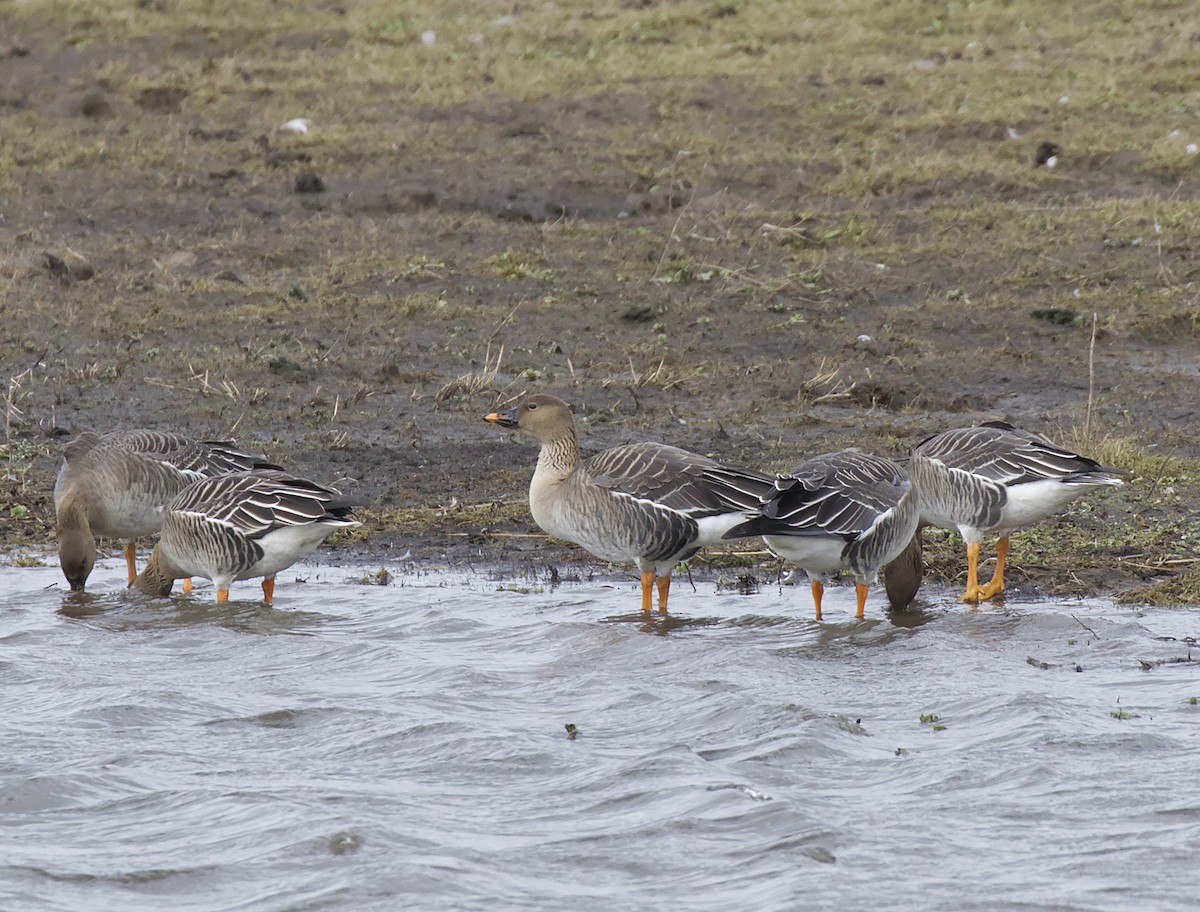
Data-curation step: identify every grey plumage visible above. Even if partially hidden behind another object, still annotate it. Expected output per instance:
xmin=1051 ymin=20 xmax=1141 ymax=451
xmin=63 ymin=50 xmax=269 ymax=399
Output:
xmin=485 ymin=394 xmax=773 ymax=612
xmin=724 ymin=449 xmax=920 ymax=619
xmin=133 ymin=470 xmax=360 ymax=604
xmin=910 ymin=421 xmax=1125 ymax=539
xmin=54 ymin=429 xmax=278 ymax=590
xmin=909 ymin=420 xmax=1125 ymax=602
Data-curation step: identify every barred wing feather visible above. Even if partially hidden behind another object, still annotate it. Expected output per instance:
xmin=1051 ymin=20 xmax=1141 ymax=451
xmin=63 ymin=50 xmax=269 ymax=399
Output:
xmin=587 ymin=444 xmax=772 ymax=517
xmin=172 ymin=472 xmax=356 ymax=538
xmin=916 ymin=422 xmax=1122 ymax=487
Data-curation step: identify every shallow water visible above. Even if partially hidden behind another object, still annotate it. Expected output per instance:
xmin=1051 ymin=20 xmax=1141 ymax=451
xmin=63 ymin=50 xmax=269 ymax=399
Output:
xmin=2 ymin=558 xmax=1198 ymax=912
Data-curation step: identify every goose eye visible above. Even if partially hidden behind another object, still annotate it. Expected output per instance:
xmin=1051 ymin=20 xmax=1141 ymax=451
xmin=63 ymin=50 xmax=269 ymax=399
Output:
xmin=526 ymin=402 xmax=538 ymax=411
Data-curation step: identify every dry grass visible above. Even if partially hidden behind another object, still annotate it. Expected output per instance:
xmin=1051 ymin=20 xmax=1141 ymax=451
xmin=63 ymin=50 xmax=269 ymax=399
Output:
xmin=3 ymin=0 xmax=1200 ymax=601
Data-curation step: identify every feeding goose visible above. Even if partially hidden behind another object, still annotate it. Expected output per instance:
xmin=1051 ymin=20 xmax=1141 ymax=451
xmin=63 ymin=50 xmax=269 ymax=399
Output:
xmin=484 ymin=394 xmax=774 ymax=613
xmin=131 ymin=470 xmax=360 ymax=605
xmin=54 ymin=430 xmax=278 ymax=591
xmin=723 ymin=449 xmax=920 ymax=620
xmin=908 ymin=421 xmax=1126 ymax=603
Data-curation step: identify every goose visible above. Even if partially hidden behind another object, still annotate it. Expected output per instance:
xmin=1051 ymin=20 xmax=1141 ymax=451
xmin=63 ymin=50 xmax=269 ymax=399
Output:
xmin=54 ymin=430 xmax=278 ymax=591
xmin=908 ymin=421 xmax=1126 ymax=603
xmin=484 ymin=394 xmax=774 ymax=613
xmin=131 ymin=470 xmax=360 ymax=604
xmin=723 ymin=449 xmax=920 ymax=620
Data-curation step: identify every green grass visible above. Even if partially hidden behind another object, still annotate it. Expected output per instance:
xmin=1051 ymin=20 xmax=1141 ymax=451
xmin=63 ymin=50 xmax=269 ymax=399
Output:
xmin=3 ymin=0 xmax=1199 ymax=602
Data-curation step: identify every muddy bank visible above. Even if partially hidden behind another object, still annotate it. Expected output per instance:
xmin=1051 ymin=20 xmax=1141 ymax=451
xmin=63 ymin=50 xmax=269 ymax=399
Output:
xmin=1 ymin=3 xmax=1197 ymax=604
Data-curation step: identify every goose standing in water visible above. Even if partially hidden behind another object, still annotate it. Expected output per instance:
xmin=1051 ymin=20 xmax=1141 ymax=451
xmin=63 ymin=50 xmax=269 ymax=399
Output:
xmin=484 ymin=395 xmax=775 ymax=613
xmin=723 ymin=450 xmax=920 ymax=620
xmin=909 ymin=421 xmax=1126 ymax=603
xmin=54 ymin=430 xmax=277 ymax=591
xmin=131 ymin=470 xmax=360 ymax=605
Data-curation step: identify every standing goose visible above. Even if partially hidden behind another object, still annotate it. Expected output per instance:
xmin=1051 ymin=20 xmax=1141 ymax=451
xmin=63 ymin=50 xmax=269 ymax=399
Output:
xmin=909 ymin=421 xmax=1126 ymax=603
xmin=54 ymin=430 xmax=278 ymax=591
xmin=484 ymin=395 xmax=774 ymax=613
xmin=131 ymin=470 xmax=360 ymax=604
xmin=723 ymin=450 xmax=920 ymax=620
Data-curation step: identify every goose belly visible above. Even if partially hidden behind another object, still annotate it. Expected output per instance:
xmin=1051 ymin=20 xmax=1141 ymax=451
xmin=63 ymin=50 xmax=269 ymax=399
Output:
xmin=532 ymin=495 xmax=695 ymax=566
xmin=241 ymin=524 xmax=339 ymax=580
xmin=996 ymin=480 xmax=1091 ymax=532
xmin=93 ymin=492 xmax=169 ymax=540
xmin=763 ymin=535 xmax=849 ymax=577
xmin=158 ymin=515 xmax=260 ymax=584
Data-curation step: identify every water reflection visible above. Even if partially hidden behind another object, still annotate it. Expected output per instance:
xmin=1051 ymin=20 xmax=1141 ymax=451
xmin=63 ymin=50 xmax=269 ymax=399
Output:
xmin=601 ymin=610 xmax=725 ymax=636
xmin=56 ymin=589 xmax=328 ymax=636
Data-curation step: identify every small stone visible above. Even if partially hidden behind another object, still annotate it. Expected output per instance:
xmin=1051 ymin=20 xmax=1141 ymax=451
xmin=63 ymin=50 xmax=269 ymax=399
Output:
xmin=1034 ymin=141 xmax=1061 ymax=167
xmin=294 ymin=170 xmax=325 ymax=193
xmin=42 ymin=252 xmax=69 ymax=278
xmin=79 ymin=91 xmax=112 ymax=119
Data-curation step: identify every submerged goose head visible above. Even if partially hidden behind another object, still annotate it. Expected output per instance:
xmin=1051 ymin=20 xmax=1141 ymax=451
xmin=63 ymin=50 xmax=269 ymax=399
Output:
xmin=56 ymin=499 xmax=96 ymax=591
xmin=484 ymin=395 xmax=575 ymax=444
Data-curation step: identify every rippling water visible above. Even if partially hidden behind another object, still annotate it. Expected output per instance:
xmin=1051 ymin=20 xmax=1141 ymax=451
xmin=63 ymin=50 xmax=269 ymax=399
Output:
xmin=2 ymin=558 xmax=1198 ymax=911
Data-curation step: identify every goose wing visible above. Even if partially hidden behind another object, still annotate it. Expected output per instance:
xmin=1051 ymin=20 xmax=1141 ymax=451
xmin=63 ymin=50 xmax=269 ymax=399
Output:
xmin=586 ymin=443 xmax=772 ymax=518
xmin=113 ymin=430 xmax=278 ymax=477
xmin=172 ymin=471 xmax=356 ymax=538
xmin=725 ymin=450 xmax=909 ymax=539
xmin=916 ymin=422 xmax=1120 ymax=486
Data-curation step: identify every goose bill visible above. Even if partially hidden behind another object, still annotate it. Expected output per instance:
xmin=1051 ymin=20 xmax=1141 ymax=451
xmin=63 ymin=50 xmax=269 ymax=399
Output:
xmin=484 ymin=408 xmax=519 ymax=429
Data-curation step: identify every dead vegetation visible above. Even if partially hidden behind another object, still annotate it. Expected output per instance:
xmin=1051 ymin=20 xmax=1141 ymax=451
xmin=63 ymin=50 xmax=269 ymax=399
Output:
xmin=1 ymin=0 xmax=1199 ymax=601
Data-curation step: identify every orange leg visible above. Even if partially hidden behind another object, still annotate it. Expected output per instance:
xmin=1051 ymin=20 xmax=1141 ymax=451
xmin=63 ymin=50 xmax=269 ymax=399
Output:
xmin=977 ymin=536 xmax=1009 ymax=601
xmin=640 ymin=571 xmax=655 ymax=613
xmin=262 ymin=576 xmax=275 ymax=605
xmin=182 ymin=578 xmax=192 ymax=593
xmin=854 ymin=582 xmax=869 ymax=620
xmin=811 ymin=579 xmax=824 ymax=621
xmin=656 ymin=575 xmax=671 ymax=614
xmin=959 ymin=542 xmax=982 ymax=603
xmin=216 ymin=588 xmax=230 ymax=604
xmin=123 ymin=543 xmax=138 ymax=585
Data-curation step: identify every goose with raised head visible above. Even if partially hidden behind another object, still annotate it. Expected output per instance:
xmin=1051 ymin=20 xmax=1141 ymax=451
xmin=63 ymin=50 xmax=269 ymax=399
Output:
xmin=909 ymin=421 xmax=1126 ymax=603
xmin=484 ymin=394 xmax=774 ymax=613
xmin=131 ymin=470 xmax=360 ymax=605
xmin=723 ymin=449 xmax=920 ymax=620
xmin=54 ymin=430 xmax=278 ymax=591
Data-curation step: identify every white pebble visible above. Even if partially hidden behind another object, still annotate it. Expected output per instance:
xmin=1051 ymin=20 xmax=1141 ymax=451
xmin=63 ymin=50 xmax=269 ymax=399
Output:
xmin=280 ymin=118 xmax=310 ymax=134
xmin=1045 ymin=155 xmax=1058 ymax=168
xmin=1006 ymin=127 xmax=1020 ymax=140
xmin=1058 ymin=95 xmax=1070 ymax=105
xmin=420 ymin=29 xmax=436 ymax=46
xmin=857 ymin=334 xmax=873 ymax=343
xmin=1187 ymin=144 xmax=1199 ymax=155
